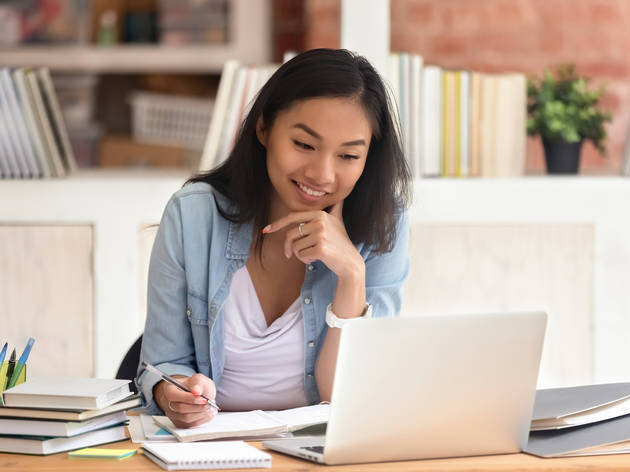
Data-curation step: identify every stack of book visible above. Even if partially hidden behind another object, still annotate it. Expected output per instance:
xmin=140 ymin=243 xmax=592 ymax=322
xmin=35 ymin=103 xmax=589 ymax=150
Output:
xmin=0 ymin=377 xmax=140 ymax=455
xmin=526 ymin=383 xmax=630 ymax=457
xmin=388 ymin=51 xmax=527 ymax=179
xmin=0 ymin=66 xmax=77 ymax=179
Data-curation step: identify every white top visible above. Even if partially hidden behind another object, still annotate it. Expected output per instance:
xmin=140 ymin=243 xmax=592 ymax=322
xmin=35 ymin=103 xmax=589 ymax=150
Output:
xmin=215 ymin=266 xmax=309 ymax=411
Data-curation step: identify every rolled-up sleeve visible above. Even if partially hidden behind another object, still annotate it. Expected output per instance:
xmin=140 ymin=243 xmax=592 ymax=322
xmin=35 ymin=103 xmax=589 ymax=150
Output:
xmin=135 ymin=195 xmax=197 ymax=414
xmin=365 ymin=209 xmax=410 ymax=318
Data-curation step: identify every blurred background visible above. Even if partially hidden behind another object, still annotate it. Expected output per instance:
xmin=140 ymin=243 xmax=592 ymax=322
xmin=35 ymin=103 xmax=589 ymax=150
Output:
xmin=0 ymin=0 xmax=628 ymax=174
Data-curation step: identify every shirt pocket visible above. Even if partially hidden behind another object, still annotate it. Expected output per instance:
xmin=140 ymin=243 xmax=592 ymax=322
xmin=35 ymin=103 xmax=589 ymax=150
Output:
xmin=187 ymin=294 xmax=211 ymax=370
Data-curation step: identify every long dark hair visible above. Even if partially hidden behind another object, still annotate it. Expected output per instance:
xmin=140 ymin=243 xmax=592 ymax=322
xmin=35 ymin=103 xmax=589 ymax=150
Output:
xmin=188 ymin=48 xmax=410 ymax=254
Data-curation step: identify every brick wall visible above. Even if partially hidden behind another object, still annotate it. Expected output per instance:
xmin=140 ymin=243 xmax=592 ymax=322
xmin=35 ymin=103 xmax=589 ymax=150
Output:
xmin=303 ymin=0 xmax=630 ymax=174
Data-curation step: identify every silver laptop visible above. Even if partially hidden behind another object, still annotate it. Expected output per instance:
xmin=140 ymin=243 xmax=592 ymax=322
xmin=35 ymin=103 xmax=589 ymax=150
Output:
xmin=263 ymin=312 xmax=547 ymax=465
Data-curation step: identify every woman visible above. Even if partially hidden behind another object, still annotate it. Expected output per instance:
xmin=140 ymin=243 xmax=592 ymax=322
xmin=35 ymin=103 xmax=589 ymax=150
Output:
xmin=136 ymin=48 xmax=411 ymax=428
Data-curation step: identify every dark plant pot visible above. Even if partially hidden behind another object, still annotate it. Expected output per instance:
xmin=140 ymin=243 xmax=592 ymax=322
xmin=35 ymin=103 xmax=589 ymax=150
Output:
xmin=542 ymin=138 xmax=583 ymax=174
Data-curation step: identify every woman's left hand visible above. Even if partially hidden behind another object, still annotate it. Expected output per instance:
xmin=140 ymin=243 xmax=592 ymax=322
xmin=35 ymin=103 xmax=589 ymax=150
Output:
xmin=263 ymin=201 xmax=364 ymax=281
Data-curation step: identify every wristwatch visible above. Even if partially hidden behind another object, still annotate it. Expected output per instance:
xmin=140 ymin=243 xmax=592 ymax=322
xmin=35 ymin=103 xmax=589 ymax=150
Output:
xmin=325 ymin=303 xmax=373 ymax=328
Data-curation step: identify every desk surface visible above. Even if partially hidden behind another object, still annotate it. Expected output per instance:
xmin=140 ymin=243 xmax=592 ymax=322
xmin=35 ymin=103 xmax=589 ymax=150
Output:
xmin=3 ymin=437 xmax=630 ymax=471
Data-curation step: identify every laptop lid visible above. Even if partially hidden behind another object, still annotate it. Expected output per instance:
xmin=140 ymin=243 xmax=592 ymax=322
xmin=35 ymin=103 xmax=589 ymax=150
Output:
xmin=322 ymin=312 xmax=547 ymax=464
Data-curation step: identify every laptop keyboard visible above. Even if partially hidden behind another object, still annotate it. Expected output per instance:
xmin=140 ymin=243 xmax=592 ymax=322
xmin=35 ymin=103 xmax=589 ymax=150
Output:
xmin=301 ymin=446 xmax=324 ymax=454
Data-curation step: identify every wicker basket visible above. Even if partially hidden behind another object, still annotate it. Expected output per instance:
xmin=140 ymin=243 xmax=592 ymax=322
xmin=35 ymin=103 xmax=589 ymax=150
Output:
xmin=129 ymin=92 xmax=214 ymax=150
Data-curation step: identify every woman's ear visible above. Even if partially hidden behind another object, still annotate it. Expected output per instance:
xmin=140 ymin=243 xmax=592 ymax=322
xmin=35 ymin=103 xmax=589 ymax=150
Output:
xmin=256 ymin=116 xmax=267 ymax=147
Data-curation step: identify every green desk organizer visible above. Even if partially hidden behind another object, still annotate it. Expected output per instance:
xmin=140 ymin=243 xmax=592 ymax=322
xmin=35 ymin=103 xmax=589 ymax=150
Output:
xmin=0 ymin=361 xmax=27 ymax=406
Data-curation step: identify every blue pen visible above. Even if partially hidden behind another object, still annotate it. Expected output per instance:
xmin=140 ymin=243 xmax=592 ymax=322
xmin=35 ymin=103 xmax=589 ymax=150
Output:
xmin=0 ymin=343 xmax=6 ymax=365
xmin=7 ymin=338 xmax=35 ymax=389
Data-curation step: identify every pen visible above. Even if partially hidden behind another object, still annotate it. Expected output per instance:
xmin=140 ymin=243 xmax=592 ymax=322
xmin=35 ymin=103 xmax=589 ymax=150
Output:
xmin=3 ymin=349 xmax=16 ymax=391
xmin=0 ymin=343 xmax=8 ymax=401
xmin=6 ymin=337 xmax=35 ymax=390
xmin=141 ymin=361 xmax=220 ymax=411
xmin=0 ymin=343 xmax=7 ymax=367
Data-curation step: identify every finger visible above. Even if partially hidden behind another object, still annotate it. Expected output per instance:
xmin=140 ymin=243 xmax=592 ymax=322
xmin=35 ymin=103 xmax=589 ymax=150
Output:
xmin=284 ymin=222 xmax=316 ymax=258
xmin=167 ymin=400 xmax=211 ymax=414
xmin=164 ymin=383 xmax=200 ymax=404
xmin=295 ymin=244 xmax=323 ymax=265
xmin=188 ymin=374 xmax=217 ymax=401
xmin=262 ymin=211 xmax=321 ymax=234
xmin=291 ymin=233 xmax=320 ymax=260
xmin=328 ymin=200 xmax=343 ymax=219
xmin=171 ymin=409 xmax=217 ymax=428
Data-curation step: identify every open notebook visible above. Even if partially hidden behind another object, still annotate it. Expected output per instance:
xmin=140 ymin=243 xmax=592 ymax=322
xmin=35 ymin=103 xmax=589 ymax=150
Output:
xmin=142 ymin=441 xmax=271 ymax=470
xmin=152 ymin=404 xmax=330 ymax=442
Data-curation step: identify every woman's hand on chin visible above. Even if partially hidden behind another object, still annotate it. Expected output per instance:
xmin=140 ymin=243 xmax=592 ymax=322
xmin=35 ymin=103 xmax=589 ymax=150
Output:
xmin=262 ymin=200 xmax=365 ymax=281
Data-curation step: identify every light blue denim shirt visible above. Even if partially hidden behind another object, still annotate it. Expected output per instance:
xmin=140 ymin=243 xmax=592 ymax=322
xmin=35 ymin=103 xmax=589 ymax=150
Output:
xmin=136 ymin=182 xmax=409 ymax=414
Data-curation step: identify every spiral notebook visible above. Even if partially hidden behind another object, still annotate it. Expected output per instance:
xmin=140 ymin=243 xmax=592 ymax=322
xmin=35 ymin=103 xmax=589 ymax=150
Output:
xmin=142 ymin=441 xmax=271 ymax=470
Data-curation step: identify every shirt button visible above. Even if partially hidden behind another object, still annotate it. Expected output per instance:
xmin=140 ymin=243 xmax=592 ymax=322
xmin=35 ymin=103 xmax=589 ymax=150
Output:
xmin=307 ymin=264 xmax=314 ymax=271
xmin=308 ymin=341 xmax=315 ymax=347
xmin=307 ymin=373 xmax=314 ymax=378
xmin=304 ymin=298 xmax=311 ymax=305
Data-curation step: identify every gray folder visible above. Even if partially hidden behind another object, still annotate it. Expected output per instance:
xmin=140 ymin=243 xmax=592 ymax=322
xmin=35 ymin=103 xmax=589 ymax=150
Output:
xmin=533 ymin=383 xmax=630 ymax=420
xmin=525 ymin=413 xmax=630 ymax=457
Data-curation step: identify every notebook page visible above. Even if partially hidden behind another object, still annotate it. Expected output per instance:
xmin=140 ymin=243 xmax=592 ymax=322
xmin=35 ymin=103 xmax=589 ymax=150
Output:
xmin=153 ymin=411 xmax=286 ymax=441
xmin=143 ymin=441 xmax=271 ymax=468
xmin=264 ymin=404 xmax=330 ymax=431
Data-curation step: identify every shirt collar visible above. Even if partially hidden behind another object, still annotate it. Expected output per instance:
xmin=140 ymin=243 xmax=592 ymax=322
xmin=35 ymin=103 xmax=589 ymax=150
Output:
xmin=226 ymin=219 xmax=254 ymax=260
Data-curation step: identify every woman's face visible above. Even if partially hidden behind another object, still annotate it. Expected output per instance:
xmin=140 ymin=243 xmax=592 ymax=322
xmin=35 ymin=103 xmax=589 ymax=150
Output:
xmin=258 ymin=97 xmax=372 ymax=219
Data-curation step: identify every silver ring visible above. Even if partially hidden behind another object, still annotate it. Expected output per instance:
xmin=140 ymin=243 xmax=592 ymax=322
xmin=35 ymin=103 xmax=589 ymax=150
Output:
xmin=298 ymin=222 xmax=305 ymax=237
xmin=168 ymin=400 xmax=175 ymax=412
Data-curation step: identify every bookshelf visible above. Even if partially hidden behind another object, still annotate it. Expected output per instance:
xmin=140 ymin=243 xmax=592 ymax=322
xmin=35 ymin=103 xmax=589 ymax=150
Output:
xmin=0 ymin=0 xmax=271 ymax=73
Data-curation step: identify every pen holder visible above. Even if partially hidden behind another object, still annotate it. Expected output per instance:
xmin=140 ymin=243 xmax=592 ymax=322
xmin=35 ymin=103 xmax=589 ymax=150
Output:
xmin=0 ymin=361 xmax=26 ymax=406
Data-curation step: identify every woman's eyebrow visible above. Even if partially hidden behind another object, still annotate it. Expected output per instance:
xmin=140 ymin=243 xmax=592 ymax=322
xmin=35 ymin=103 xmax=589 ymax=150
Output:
xmin=291 ymin=123 xmax=367 ymax=147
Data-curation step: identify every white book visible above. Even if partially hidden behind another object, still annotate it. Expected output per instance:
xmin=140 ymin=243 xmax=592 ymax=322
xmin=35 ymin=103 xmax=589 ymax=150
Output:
xmin=12 ymin=68 xmax=51 ymax=178
xmin=142 ymin=441 xmax=272 ymax=470
xmin=399 ymin=53 xmax=411 ymax=165
xmin=409 ymin=53 xmax=424 ymax=178
xmin=0 ymin=410 xmax=127 ymax=437
xmin=2 ymin=377 xmax=132 ymax=410
xmin=420 ymin=65 xmax=442 ymax=176
xmin=215 ymin=65 xmax=248 ymax=166
xmin=0 ymin=394 xmax=140 ymax=421
xmin=153 ymin=403 xmax=330 ymax=442
xmin=25 ymin=69 xmax=65 ymax=177
xmin=459 ymin=70 xmax=471 ymax=177
xmin=199 ymin=59 xmax=240 ymax=171
xmin=0 ymin=424 xmax=126 ymax=455
xmin=0 ymin=68 xmax=29 ymax=177
xmin=388 ymin=53 xmax=402 ymax=143
xmin=0 ymin=68 xmax=41 ymax=177
xmin=37 ymin=68 xmax=78 ymax=173
xmin=0 ymin=107 xmax=12 ymax=177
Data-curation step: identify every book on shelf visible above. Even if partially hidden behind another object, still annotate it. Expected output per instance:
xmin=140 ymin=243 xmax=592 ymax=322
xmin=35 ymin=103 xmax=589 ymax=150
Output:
xmin=2 ymin=377 xmax=132 ymax=410
xmin=0 ymin=423 xmax=126 ymax=455
xmin=153 ymin=403 xmax=330 ymax=442
xmin=0 ymin=66 xmax=76 ymax=179
xmin=525 ymin=383 xmax=630 ymax=457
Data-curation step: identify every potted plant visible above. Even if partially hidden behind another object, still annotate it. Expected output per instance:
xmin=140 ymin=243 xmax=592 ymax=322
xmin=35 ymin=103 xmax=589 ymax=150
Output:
xmin=527 ymin=64 xmax=611 ymax=174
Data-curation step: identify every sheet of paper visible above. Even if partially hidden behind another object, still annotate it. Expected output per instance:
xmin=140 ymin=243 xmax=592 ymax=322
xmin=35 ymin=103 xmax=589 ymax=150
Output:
xmin=264 ymin=404 xmax=330 ymax=431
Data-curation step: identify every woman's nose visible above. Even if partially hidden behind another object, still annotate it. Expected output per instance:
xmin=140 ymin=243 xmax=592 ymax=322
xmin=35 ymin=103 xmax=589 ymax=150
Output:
xmin=304 ymin=154 xmax=335 ymax=185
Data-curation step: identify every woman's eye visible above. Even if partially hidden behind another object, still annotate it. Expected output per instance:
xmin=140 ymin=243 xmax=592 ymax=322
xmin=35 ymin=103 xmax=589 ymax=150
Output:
xmin=340 ymin=154 xmax=360 ymax=160
xmin=293 ymin=140 xmax=314 ymax=150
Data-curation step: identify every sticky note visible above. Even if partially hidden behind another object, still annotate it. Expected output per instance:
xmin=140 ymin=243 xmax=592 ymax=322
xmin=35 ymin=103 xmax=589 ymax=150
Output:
xmin=68 ymin=448 xmax=137 ymax=460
